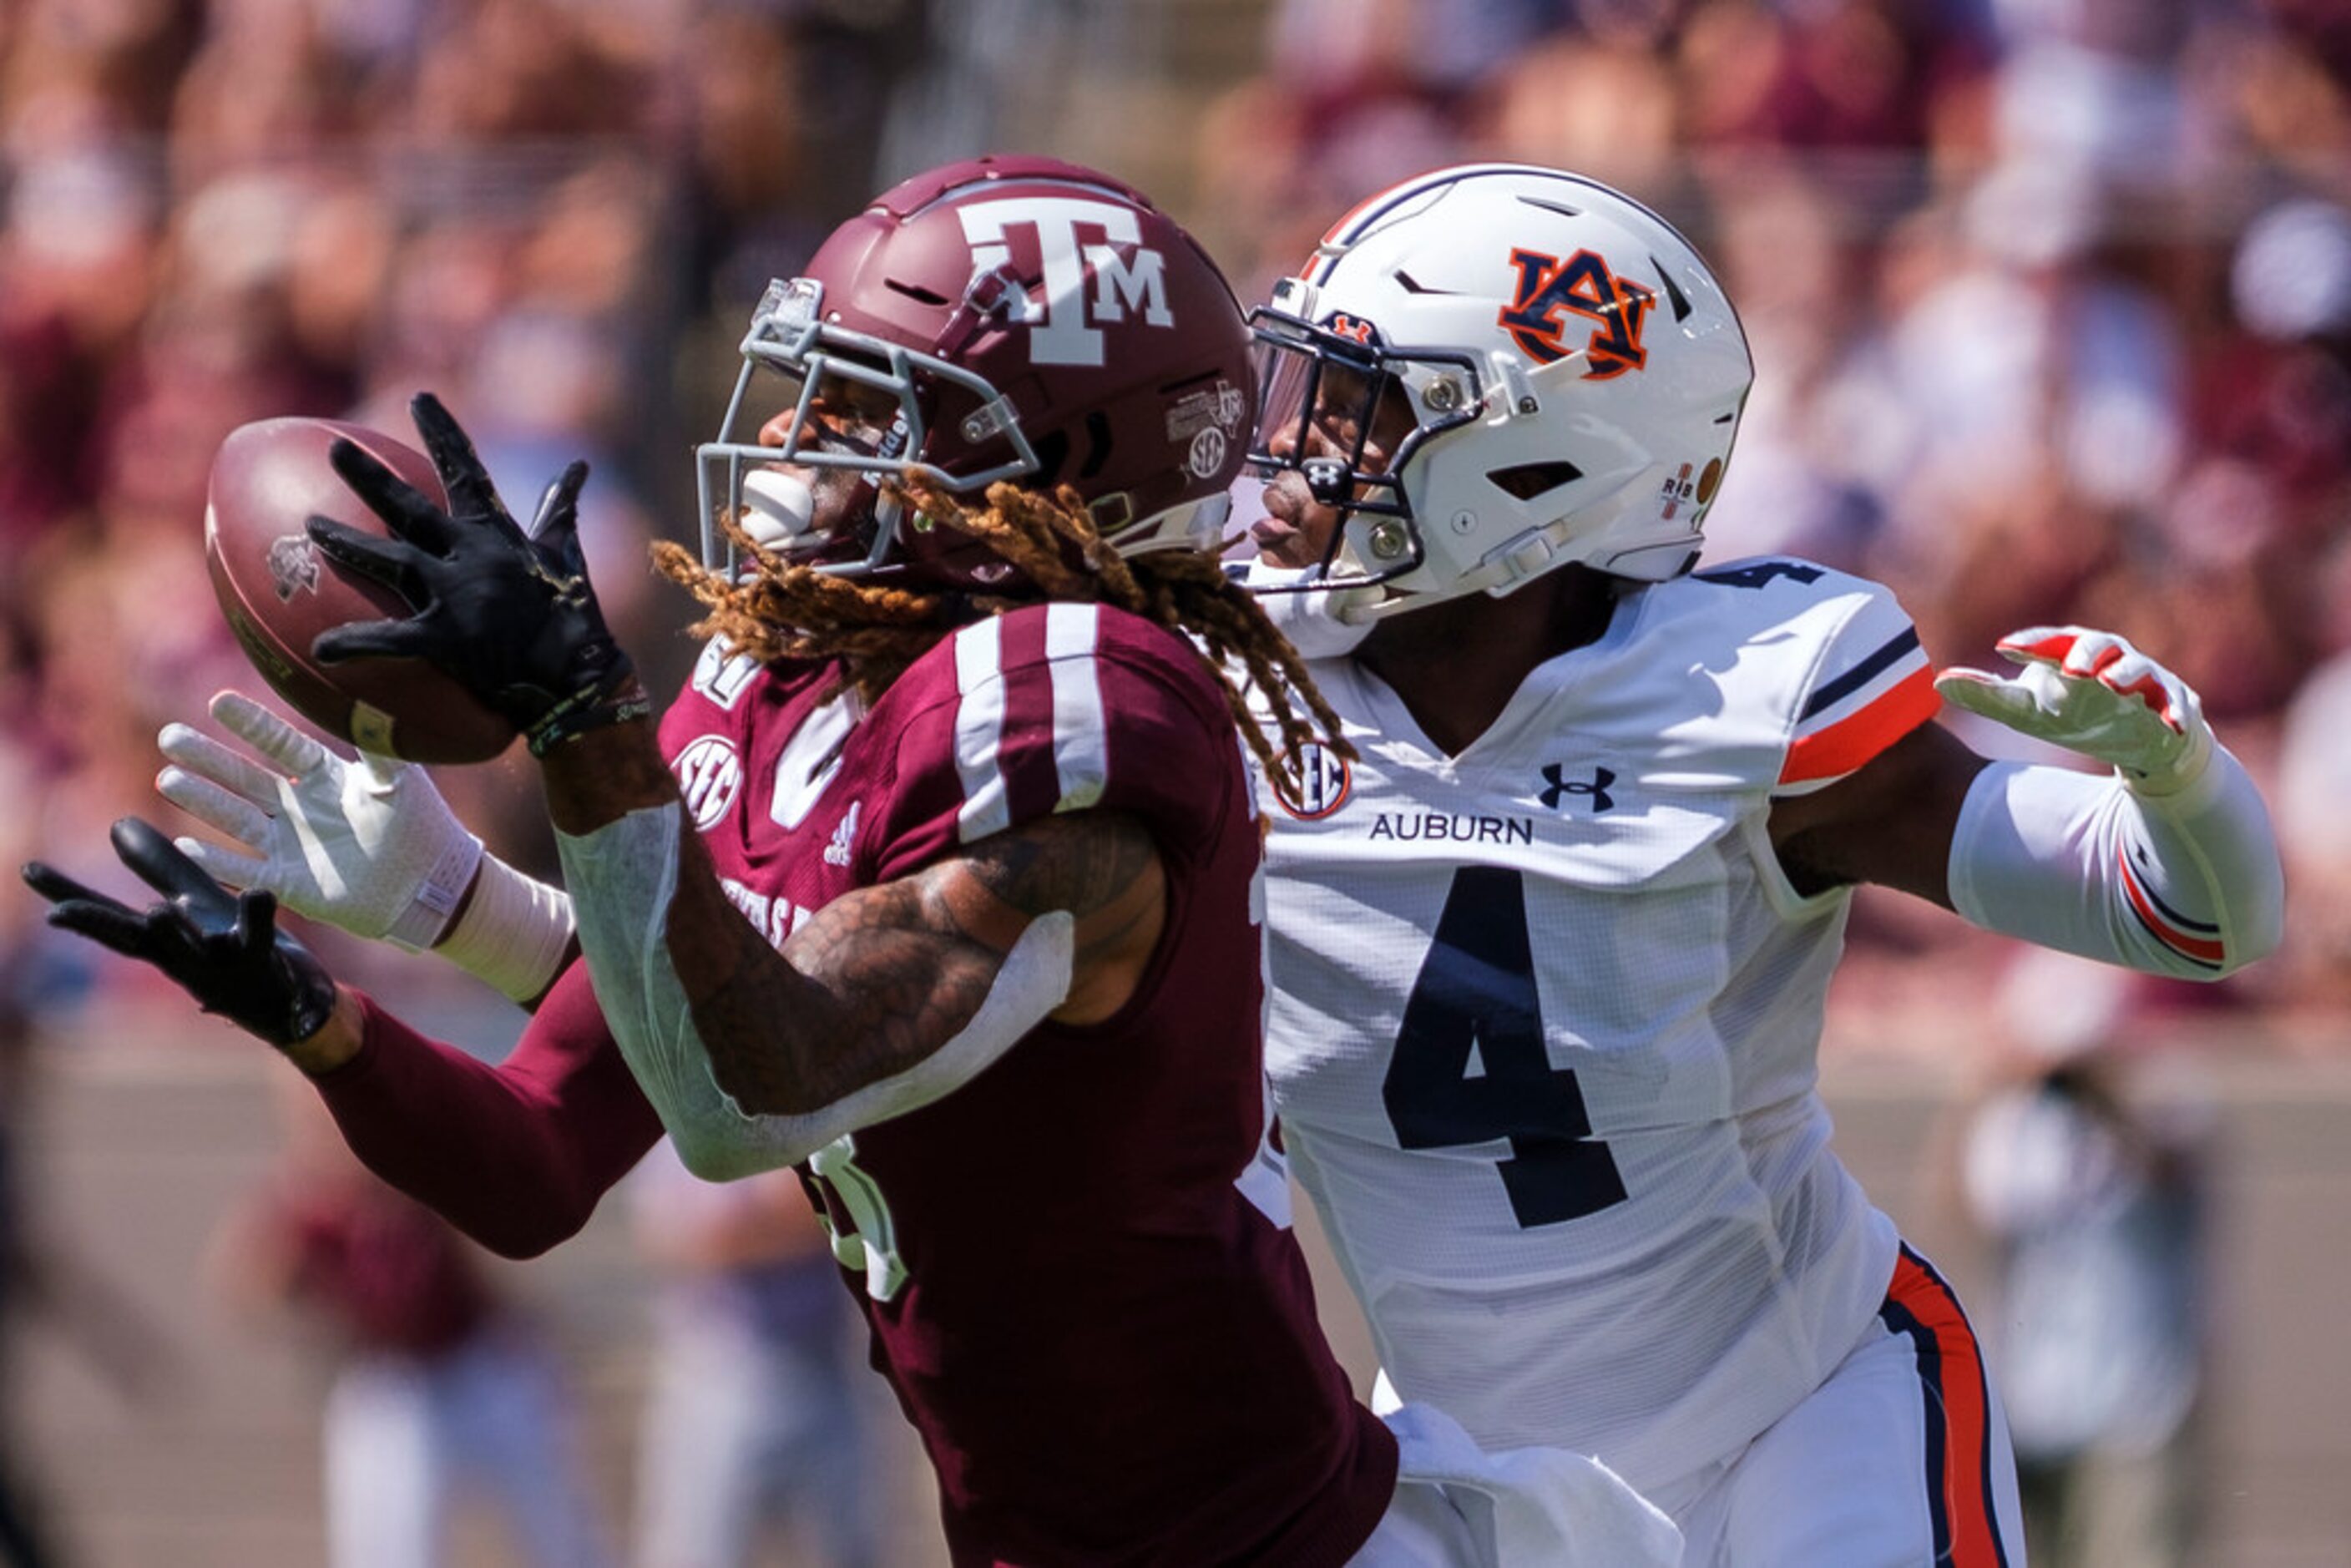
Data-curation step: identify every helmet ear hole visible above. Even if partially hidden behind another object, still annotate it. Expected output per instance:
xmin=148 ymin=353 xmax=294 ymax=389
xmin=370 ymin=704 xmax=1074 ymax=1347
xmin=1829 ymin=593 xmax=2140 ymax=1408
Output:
xmin=1488 ymin=460 xmax=1583 ymax=500
xmin=1077 ymin=412 xmax=1114 ymax=481
xmin=1029 ymin=429 xmax=1071 ymax=487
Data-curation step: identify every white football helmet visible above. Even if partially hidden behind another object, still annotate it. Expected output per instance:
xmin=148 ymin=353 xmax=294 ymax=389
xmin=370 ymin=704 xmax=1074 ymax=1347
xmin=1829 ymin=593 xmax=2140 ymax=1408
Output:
xmin=1247 ymin=164 xmax=1753 ymax=618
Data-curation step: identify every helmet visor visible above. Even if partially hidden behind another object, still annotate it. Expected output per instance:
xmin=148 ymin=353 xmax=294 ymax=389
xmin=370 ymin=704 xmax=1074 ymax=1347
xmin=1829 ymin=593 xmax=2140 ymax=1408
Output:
xmin=1243 ymin=305 xmax=1483 ymax=589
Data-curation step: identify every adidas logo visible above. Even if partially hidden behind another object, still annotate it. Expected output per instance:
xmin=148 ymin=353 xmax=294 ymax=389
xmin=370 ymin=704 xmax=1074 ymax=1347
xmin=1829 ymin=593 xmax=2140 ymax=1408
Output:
xmin=824 ymin=801 xmax=860 ymax=867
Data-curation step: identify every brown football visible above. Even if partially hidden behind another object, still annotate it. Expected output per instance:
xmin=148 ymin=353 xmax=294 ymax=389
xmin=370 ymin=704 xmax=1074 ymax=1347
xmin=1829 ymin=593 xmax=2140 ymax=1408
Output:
xmin=204 ymin=416 xmax=516 ymax=764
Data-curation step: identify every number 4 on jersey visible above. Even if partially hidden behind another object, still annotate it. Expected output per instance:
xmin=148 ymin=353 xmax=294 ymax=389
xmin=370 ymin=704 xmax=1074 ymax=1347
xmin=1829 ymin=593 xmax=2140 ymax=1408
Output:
xmin=1383 ymin=867 xmax=1629 ymax=1227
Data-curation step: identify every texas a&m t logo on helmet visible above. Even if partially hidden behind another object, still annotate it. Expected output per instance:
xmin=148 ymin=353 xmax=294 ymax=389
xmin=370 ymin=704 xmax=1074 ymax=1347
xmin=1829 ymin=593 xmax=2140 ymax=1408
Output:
xmin=1497 ymin=248 xmax=1656 ymax=379
xmin=956 ymin=197 xmax=1175 ymax=368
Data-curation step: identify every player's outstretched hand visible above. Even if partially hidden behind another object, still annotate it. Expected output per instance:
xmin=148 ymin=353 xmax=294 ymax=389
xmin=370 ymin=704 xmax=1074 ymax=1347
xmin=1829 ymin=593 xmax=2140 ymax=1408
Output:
xmin=306 ymin=392 xmax=649 ymax=756
xmin=1935 ymin=625 xmax=2213 ymax=795
xmin=155 ymin=690 xmax=485 ymax=952
xmin=21 ymin=819 xmax=340 ymax=1048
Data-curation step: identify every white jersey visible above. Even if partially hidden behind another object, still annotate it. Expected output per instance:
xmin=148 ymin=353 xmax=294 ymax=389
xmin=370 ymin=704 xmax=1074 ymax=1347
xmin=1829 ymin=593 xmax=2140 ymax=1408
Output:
xmin=1256 ymin=557 xmax=1943 ymax=1498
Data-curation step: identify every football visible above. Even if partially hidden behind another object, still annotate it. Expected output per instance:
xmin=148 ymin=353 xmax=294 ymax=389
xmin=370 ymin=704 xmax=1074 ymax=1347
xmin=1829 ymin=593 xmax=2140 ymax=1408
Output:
xmin=204 ymin=416 xmax=516 ymax=764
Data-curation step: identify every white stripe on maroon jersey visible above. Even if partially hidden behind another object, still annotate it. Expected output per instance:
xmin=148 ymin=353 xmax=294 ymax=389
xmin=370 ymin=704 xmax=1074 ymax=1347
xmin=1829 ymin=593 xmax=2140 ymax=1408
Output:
xmin=1045 ymin=604 xmax=1108 ymax=812
xmin=953 ymin=617 xmax=1011 ymax=844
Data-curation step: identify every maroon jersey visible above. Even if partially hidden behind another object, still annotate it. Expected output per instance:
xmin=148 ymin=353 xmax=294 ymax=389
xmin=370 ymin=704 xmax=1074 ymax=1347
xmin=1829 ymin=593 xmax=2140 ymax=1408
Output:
xmin=321 ymin=964 xmax=664 ymax=1261
xmin=660 ymin=602 xmax=1395 ymax=1565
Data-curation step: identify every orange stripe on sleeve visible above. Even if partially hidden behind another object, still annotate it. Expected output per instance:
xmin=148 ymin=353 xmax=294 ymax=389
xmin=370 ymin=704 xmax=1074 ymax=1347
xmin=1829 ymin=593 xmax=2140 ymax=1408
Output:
xmin=1778 ymin=665 xmax=1941 ymax=786
xmin=2118 ymin=850 xmax=2227 ymax=964
xmin=1891 ymin=1252 xmax=2007 ymax=1568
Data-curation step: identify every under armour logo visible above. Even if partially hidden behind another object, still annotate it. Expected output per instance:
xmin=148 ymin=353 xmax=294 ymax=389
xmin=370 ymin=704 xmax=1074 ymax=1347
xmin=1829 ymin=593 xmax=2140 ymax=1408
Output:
xmin=1539 ymin=764 xmax=1615 ymax=812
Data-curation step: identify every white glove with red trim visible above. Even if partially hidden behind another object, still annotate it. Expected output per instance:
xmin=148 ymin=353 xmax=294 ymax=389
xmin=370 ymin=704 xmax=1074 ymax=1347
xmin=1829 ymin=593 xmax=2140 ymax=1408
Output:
xmin=1936 ymin=626 xmax=2213 ymax=797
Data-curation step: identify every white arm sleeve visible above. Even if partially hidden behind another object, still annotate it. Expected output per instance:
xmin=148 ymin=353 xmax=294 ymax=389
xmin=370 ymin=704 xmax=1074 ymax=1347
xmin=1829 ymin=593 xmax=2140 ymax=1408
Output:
xmin=1948 ymin=744 xmax=2284 ymax=979
xmin=556 ymin=803 xmax=1074 ymax=1180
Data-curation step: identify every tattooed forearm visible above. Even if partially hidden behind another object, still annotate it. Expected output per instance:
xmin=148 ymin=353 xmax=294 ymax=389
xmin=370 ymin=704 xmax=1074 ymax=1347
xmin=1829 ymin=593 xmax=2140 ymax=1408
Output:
xmin=665 ymin=810 xmax=1165 ymax=1117
xmin=961 ymin=812 xmax=1159 ymax=921
xmin=685 ymin=879 xmax=1005 ymax=1115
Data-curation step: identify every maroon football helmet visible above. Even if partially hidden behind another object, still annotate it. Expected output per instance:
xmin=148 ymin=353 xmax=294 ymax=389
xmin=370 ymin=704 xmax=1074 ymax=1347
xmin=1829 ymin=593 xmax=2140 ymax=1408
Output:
xmin=695 ymin=155 xmax=1256 ymax=589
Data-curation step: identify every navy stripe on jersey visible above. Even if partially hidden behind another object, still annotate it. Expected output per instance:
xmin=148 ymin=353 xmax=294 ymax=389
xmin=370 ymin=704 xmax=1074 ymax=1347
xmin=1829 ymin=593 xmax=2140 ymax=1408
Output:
xmin=2131 ymin=861 xmax=2221 ymax=936
xmin=2125 ymin=906 xmax=2225 ymax=971
xmin=2122 ymin=898 xmax=2226 ymax=970
xmin=2119 ymin=846 xmax=2227 ymax=971
xmin=1878 ymin=1246 xmax=2012 ymax=1568
xmin=1878 ymin=1287 xmax=1954 ymax=1555
xmin=1801 ymin=627 xmax=1922 ymax=721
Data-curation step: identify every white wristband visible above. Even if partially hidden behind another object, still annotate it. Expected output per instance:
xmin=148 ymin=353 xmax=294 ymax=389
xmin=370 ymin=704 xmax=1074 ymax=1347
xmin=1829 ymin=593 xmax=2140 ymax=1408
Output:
xmin=386 ymin=833 xmax=487 ymax=952
xmin=434 ymin=855 xmax=577 ymax=1003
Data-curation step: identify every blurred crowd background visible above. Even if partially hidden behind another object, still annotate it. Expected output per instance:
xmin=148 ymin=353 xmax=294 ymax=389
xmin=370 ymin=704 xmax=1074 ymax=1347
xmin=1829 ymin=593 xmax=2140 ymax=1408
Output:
xmin=0 ymin=0 xmax=2346 ymax=1563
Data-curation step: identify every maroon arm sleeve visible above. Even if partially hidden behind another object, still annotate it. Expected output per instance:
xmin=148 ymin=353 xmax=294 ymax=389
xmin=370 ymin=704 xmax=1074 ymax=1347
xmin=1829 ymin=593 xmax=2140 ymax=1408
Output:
xmin=307 ymin=961 xmax=665 ymax=1258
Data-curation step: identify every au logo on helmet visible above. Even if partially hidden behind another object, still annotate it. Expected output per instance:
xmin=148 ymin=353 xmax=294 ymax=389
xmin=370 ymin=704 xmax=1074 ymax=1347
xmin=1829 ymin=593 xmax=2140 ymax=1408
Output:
xmin=1496 ymin=248 xmax=1655 ymax=379
xmin=956 ymin=197 xmax=1176 ymax=369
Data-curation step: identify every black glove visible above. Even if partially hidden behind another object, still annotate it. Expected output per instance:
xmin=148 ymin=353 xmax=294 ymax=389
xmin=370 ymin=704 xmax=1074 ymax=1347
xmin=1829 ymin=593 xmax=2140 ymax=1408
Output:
xmin=308 ymin=392 xmax=650 ymax=757
xmin=22 ymin=819 xmax=340 ymax=1049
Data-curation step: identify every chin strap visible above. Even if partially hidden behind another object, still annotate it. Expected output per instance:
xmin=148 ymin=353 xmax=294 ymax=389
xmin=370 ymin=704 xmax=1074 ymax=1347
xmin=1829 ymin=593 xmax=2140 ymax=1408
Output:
xmin=1242 ymin=559 xmax=1378 ymax=659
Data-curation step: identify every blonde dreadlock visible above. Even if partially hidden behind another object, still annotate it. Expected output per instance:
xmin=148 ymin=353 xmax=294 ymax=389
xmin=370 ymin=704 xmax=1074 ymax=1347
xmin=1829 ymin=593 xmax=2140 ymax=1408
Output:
xmin=653 ymin=482 xmax=1354 ymax=789
xmin=650 ymin=518 xmax=955 ymax=703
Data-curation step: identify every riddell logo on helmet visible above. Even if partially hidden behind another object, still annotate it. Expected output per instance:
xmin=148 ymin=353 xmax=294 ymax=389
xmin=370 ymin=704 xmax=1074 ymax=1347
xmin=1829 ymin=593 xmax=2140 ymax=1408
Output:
xmin=1497 ymin=248 xmax=1654 ymax=379
xmin=957 ymin=197 xmax=1175 ymax=368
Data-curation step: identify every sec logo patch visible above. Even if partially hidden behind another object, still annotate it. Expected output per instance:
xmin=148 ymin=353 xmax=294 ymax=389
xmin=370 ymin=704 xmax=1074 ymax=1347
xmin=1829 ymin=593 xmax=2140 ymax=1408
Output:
xmin=1271 ymin=741 xmax=1352 ymax=820
xmin=672 ymin=735 xmax=744 ymax=830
